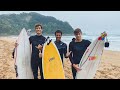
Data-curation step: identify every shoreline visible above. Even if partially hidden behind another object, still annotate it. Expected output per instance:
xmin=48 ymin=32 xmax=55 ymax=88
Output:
xmin=0 ymin=36 xmax=119 ymax=52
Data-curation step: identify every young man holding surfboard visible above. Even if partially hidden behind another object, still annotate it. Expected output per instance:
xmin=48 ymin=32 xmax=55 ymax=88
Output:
xmin=69 ymin=28 xmax=91 ymax=79
xmin=54 ymin=30 xmax=71 ymax=63
xmin=29 ymin=24 xmax=46 ymax=79
xmin=14 ymin=24 xmax=46 ymax=79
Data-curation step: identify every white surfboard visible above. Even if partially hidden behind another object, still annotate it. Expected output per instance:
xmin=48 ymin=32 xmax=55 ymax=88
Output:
xmin=14 ymin=28 xmax=33 ymax=79
xmin=76 ymin=32 xmax=107 ymax=79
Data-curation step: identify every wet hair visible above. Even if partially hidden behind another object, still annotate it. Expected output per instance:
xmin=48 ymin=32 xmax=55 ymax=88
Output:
xmin=35 ymin=23 xmax=43 ymax=29
xmin=55 ymin=30 xmax=62 ymax=35
xmin=74 ymin=28 xmax=82 ymax=35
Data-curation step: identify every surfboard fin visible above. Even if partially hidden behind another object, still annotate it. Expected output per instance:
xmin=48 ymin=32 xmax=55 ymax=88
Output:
xmin=45 ymin=36 xmax=50 ymax=42
xmin=47 ymin=39 xmax=52 ymax=45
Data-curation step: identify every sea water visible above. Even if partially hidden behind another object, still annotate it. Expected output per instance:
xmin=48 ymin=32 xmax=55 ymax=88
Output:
xmin=8 ymin=31 xmax=120 ymax=52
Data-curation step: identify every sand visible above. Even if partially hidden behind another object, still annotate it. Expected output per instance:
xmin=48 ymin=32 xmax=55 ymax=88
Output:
xmin=0 ymin=37 xmax=120 ymax=79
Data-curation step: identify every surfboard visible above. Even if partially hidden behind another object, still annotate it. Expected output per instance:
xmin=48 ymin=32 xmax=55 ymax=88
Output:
xmin=42 ymin=38 xmax=65 ymax=79
xmin=76 ymin=32 xmax=107 ymax=79
xmin=14 ymin=28 xmax=33 ymax=79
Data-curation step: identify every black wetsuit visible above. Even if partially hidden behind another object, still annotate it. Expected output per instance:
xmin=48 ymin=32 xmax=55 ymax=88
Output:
xmin=54 ymin=41 xmax=67 ymax=63
xmin=29 ymin=35 xmax=46 ymax=79
xmin=69 ymin=39 xmax=91 ymax=79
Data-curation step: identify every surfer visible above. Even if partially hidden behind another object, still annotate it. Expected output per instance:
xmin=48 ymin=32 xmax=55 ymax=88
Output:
xmin=13 ymin=23 xmax=46 ymax=79
xmin=29 ymin=23 xmax=46 ymax=79
xmin=69 ymin=28 xmax=91 ymax=79
xmin=54 ymin=30 xmax=71 ymax=63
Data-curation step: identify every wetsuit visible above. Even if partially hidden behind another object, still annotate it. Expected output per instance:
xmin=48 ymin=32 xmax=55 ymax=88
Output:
xmin=69 ymin=39 xmax=91 ymax=79
xmin=29 ymin=35 xmax=46 ymax=79
xmin=54 ymin=41 xmax=67 ymax=63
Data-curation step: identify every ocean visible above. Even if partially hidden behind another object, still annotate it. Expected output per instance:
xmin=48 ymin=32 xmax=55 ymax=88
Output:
xmin=46 ymin=35 xmax=120 ymax=52
xmin=9 ymin=32 xmax=120 ymax=51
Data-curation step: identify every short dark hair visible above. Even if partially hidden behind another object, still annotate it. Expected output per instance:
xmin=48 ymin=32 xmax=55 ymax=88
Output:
xmin=55 ymin=30 xmax=62 ymax=35
xmin=35 ymin=23 xmax=43 ymax=29
xmin=74 ymin=28 xmax=82 ymax=35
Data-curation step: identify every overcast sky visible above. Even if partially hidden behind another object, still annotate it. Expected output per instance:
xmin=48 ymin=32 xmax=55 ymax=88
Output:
xmin=0 ymin=11 xmax=120 ymax=34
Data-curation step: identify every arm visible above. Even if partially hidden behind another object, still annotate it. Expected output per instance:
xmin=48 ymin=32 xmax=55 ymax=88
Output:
xmin=13 ymin=40 xmax=18 ymax=59
xmin=12 ymin=48 xmax=15 ymax=59
xmin=29 ymin=36 xmax=32 ymax=45
xmin=69 ymin=42 xmax=74 ymax=65
xmin=39 ymin=37 xmax=46 ymax=58
xmin=64 ymin=44 xmax=72 ymax=58
xmin=29 ymin=36 xmax=32 ymax=52
xmin=69 ymin=42 xmax=81 ymax=71
xmin=36 ymin=37 xmax=46 ymax=51
xmin=64 ymin=44 xmax=68 ymax=58
xmin=87 ymin=40 xmax=91 ymax=47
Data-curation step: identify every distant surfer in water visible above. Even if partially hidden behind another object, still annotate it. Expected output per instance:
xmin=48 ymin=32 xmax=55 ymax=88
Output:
xmin=54 ymin=30 xmax=71 ymax=64
xmin=69 ymin=28 xmax=91 ymax=79
xmin=13 ymin=23 xmax=46 ymax=79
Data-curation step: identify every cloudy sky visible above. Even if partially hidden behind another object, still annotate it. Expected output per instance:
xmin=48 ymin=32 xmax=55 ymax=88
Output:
xmin=0 ymin=11 xmax=120 ymax=34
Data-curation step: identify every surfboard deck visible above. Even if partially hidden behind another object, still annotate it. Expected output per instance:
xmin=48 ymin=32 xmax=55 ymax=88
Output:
xmin=42 ymin=38 xmax=65 ymax=79
xmin=14 ymin=28 xmax=33 ymax=79
xmin=76 ymin=32 xmax=107 ymax=79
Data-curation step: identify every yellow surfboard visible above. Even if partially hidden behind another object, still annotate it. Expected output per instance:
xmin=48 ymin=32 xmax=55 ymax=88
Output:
xmin=42 ymin=38 xmax=65 ymax=79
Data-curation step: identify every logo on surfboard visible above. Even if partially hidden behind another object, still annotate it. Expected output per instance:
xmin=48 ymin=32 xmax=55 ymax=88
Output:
xmin=49 ymin=57 xmax=55 ymax=61
xmin=89 ymin=56 xmax=97 ymax=60
xmin=98 ymin=32 xmax=107 ymax=41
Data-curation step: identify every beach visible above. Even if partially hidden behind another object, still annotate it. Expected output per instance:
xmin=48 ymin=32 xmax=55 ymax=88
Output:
xmin=0 ymin=37 xmax=120 ymax=79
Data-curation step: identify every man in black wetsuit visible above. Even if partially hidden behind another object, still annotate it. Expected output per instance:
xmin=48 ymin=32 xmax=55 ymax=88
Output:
xmin=29 ymin=24 xmax=46 ymax=79
xmin=54 ymin=30 xmax=71 ymax=64
xmin=13 ymin=23 xmax=46 ymax=79
xmin=69 ymin=28 xmax=91 ymax=79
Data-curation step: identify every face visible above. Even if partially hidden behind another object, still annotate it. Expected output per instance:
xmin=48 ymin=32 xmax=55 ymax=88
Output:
xmin=75 ymin=32 xmax=82 ymax=40
xmin=35 ymin=26 xmax=42 ymax=35
xmin=55 ymin=33 xmax=62 ymax=41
